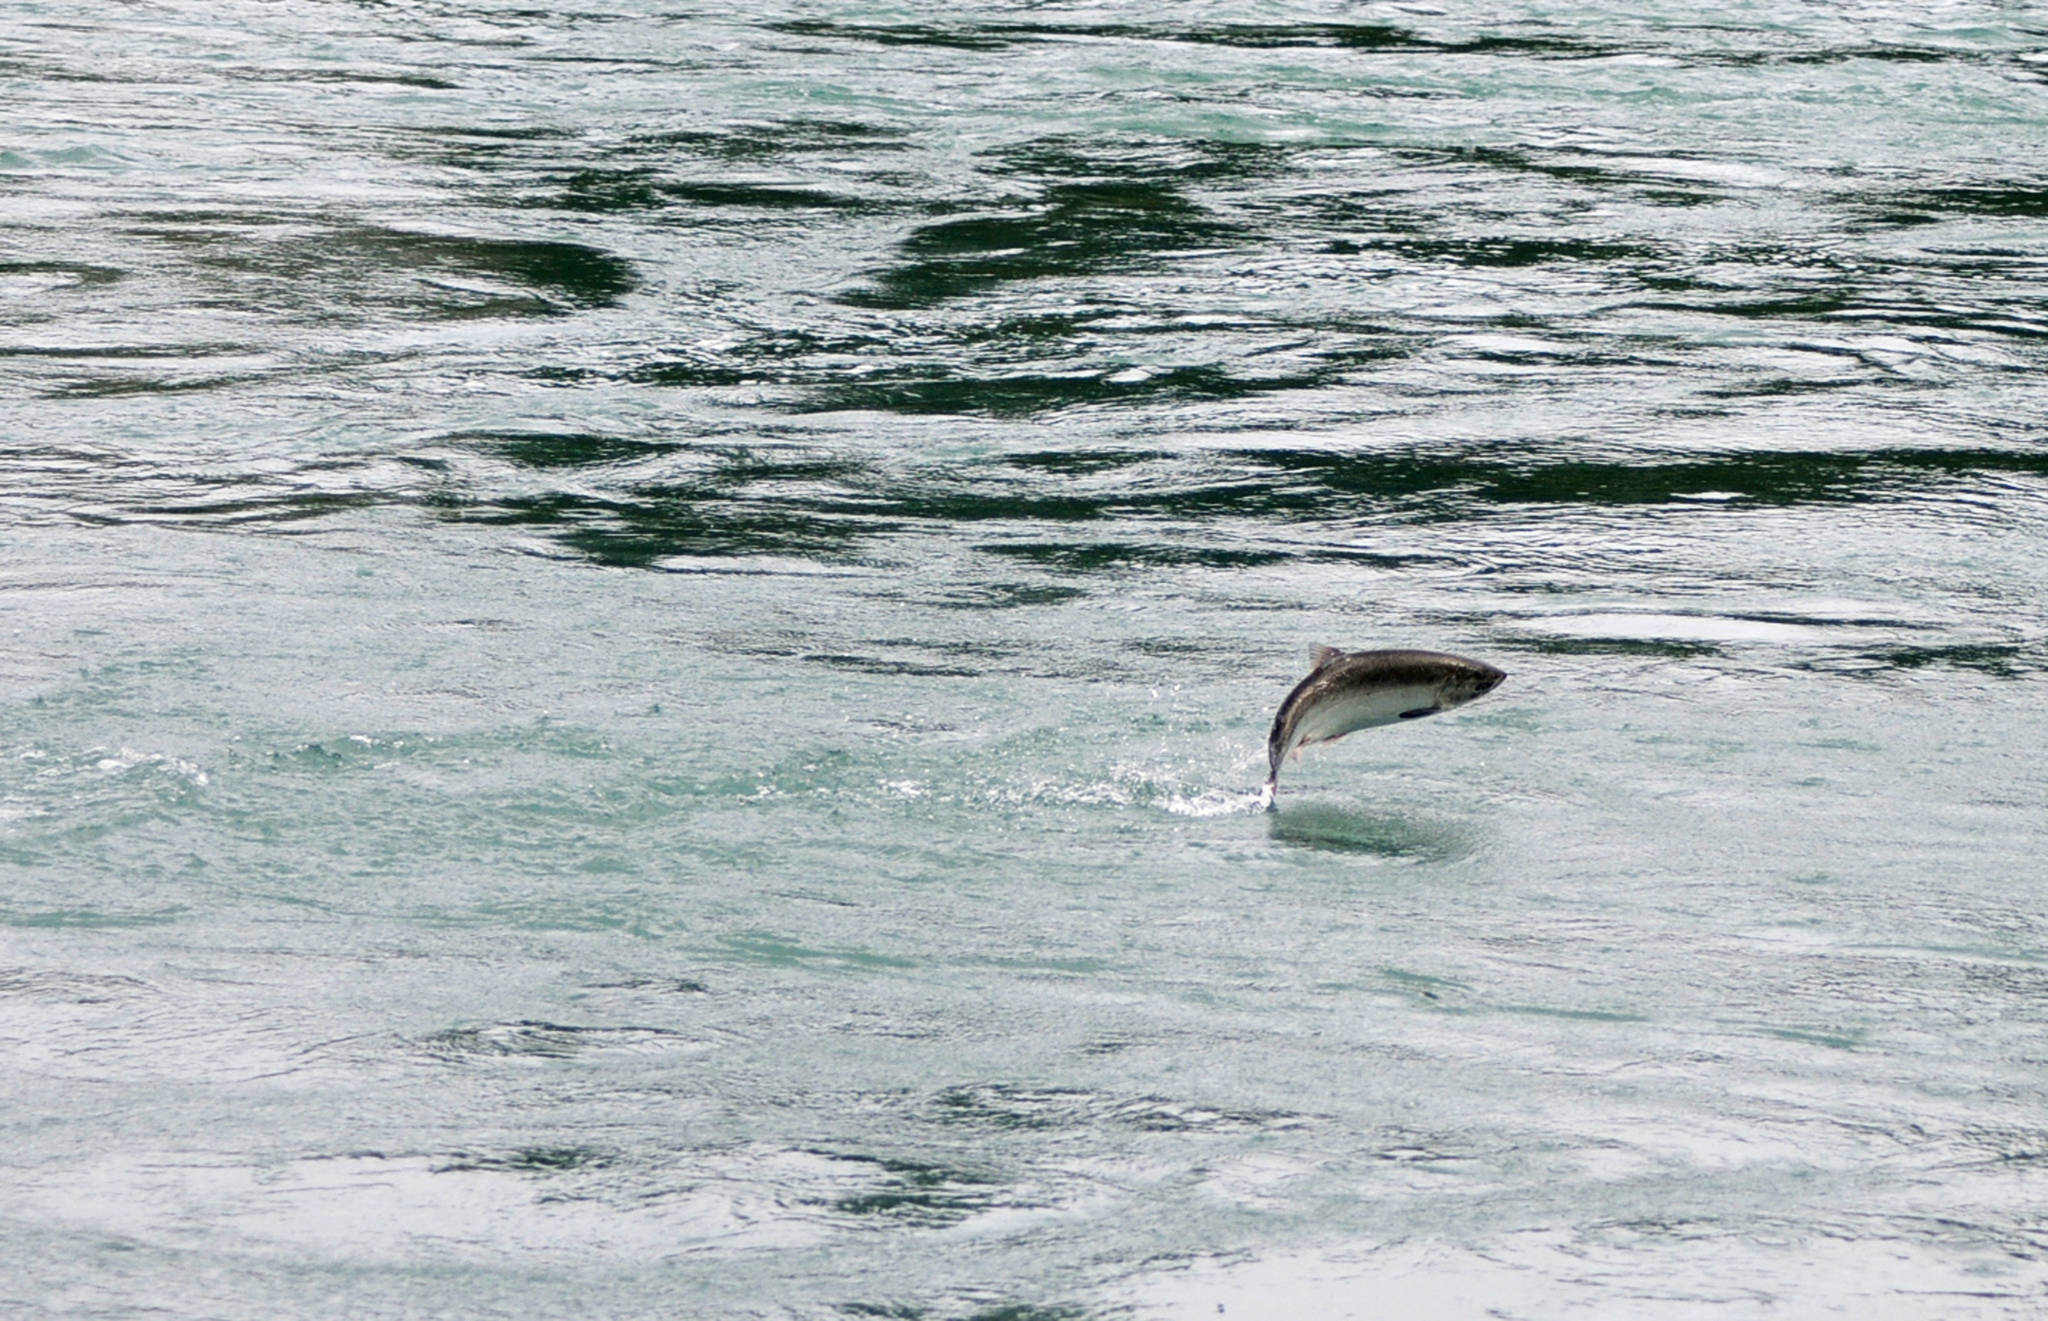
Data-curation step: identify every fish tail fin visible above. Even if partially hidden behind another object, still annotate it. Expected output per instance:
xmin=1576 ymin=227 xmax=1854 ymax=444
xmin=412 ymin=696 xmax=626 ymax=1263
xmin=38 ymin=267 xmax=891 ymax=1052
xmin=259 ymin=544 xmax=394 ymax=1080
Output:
xmin=1257 ymin=780 xmax=1277 ymax=813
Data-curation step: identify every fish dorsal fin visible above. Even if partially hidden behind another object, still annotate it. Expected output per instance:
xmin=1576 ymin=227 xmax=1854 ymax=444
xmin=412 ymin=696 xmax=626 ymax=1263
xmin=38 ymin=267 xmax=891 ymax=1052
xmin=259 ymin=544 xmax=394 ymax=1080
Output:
xmin=1310 ymin=644 xmax=1344 ymax=669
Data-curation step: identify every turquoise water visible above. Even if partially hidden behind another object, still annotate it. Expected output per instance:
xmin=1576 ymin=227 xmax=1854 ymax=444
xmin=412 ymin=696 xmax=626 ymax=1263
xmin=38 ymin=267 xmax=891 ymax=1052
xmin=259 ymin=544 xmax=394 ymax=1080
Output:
xmin=5 ymin=3 xmax=2048 ymax=1317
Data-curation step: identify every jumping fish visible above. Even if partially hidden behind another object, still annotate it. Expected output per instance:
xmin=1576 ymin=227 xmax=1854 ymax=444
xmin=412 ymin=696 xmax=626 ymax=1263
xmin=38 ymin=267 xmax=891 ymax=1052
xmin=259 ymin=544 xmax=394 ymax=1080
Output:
xmin=1260 ymin=646 xmax=1505 ymax=810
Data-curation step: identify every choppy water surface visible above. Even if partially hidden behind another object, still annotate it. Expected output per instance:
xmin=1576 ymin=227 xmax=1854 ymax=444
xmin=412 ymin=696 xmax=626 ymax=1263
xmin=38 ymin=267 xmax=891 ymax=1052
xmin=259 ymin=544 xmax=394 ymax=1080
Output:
xmin=6 ymin=2 xmax=2048 ymax=1316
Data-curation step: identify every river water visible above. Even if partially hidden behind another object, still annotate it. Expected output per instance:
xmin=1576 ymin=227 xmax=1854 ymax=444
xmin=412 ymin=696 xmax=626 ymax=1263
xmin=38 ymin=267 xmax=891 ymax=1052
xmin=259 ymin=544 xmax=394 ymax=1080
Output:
xmin=5 ymin=2 xmax=2048 ymax=1317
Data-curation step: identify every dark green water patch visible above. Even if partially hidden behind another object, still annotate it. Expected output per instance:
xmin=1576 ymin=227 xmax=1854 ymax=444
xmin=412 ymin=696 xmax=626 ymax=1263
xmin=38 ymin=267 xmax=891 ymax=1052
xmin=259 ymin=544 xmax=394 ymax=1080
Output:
xmin=549 ymin=167 xmax=876 ymax=214
xmin=1638 ymin=187 xmax=1727 ymax=207
xmin=437 ymin=1145 xmax=613 ymax=1174
xmin=822 ymin=1153 xmax=1000 ymax=1227
xmin=924 ymin=1083 xmax=1298 ymax=1138
xmin=844 ymin=200 xmax=1213 ymax=307
xmin=325 ymin=229 xmax=638 ymax=312
xmin=1881 ymin=184 xmax=2048 ymax=218
xmin=1699 ymin=377 xmax=1866 ymax=400
xmin=829 ymin=1186 xmax=990 ymax=1223
xmin=390 ymin=233 xmax=636 ymax=310
xmin=932 ymin=583 xmax=1089 ymax=610
xmin=738 ymin=327 xmax=897 ymax=360
xmin=1381 ymin=235 xmax=1662 ymax=268
xmin=766 ymin=19 xmax=1612 ymax=60
xmin=843 ymin=156 xmax=1245 ymax=308
xmin=637 ymin=180 xmax=866 ymax=209
xmin=449 ymin=441 xmax=1282 ymax=564
xmin=1508 ymin=636 xmax=1723 ymax=659
xmin=456 ymin=430 xmax=684 ymax=469
xmin=1302 ymin=190 xmax=1439 ymax=234
xmin=452 ymin=449 xmax=881 ymax=563
xmin=799 ymin=363 xmax=1328 ymax=416
xmin=1644 ymin=287 xmax=2048 ymax=343
xmin=239 ymin=65 xmax=459 ymax=90
xmin=548 ymin=167 xmax=670 ymax=214
xmin=833 ymin=487 xmax=1102 ymax=524
xmin=708 ymin=451 xmax=872 ymax=485
xmin=957 ymin=1308 xmax=1092 ymax=1321
xmin=932 ymin=1084 xmax=1092 ymax=1131
xmin=378 ymin=123 xmax=579 ymax=170
xmin=802 ymin=652 xmax=985 ymax=678
xmin=1250 ymin=447 xmax=2048 ymax=511
xmin=624 ymin=358 xmax=777 ymax=389
xmin=1410 ymin=144 xmax=1737 ymax=204
xmin=446 ymin=444 xmax=2048 ymax=571
xmin=0 ymin=342 xmax=240 ymax=359
xmin=456 ymin=491 xmax=880 ymax=567
xmin=768 ymin=19 xmax=1021 ymax=51
xmin=1501 ymin=449 xmax=2048 ymax=504
xmin=624 ymin=118 xmax=911 ymax=161
xmin=80 ymin=490 xmax=389 ymax=528
xmin=996 ymin=135 xmax=1289 ymax=187
xmin=1775 ymin=44 xmax=1961 ymax=66
xmin=623 ymin=328 xmax=896 ymax=390
xmin=44 ymin=373 xmax=259 ymax=399
xmin=133 ymin=219 xmax=636 ymax=317
xmin=978 ymin=540 xmax=1286 ymax=570
xmin=1666 ymin=290 xmax=1866 ymax=320
xmin=0 ymin=260 xmax=125 ymax=288
xmin=1097 ymin=22 xmax=1421 ymax=50
xmin=839 ymin=1306 xmax=1092 ymax=1321
xmin=1853 ymin=209 xmax=1948 ymax=229
xmin=942 ymin=308 xmax=1123 ymax=347
xmin=1856 ymin=643 xmax=2039 ymax=678
xmin=404 ymin=124 xmax=575 ymax=143
xmin=1295 ymin=544 xmax=1462 ymax=569
xmin=1268 ymin=805 xmax=1470 ymax=859
xmin=1218 ymin=449 xmax=1491 ymax=515
xmin=1476 ymin=456 xmax=1867 ymax=506
xmin=1004 ymin=449 xmax=1164 ymax=475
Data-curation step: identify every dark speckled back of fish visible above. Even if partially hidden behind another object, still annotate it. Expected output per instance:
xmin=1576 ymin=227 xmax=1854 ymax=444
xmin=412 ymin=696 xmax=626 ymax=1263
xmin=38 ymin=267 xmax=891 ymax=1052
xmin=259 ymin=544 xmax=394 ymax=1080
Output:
xmin=1261 ymin=646 xmax=1505 ymax=809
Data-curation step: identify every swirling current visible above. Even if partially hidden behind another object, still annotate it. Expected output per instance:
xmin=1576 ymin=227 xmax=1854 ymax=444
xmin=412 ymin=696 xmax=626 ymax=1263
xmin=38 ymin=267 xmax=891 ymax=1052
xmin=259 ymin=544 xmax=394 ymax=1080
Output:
xmin=4 ymin=3 xmax=2048 ymax=1318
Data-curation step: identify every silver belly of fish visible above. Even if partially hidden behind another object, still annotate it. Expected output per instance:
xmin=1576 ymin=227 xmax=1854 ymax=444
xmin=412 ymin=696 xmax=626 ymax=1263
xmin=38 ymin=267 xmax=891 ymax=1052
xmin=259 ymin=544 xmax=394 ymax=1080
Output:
xmin=1284 ymin=682 xmax=1443 ymax=754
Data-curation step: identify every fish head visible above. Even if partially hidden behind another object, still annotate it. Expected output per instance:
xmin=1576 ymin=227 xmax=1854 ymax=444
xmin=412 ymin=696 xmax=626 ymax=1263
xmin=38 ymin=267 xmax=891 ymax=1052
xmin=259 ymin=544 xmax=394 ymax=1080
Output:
xmin=1435 ymin=657 xmax=1506 ymax=709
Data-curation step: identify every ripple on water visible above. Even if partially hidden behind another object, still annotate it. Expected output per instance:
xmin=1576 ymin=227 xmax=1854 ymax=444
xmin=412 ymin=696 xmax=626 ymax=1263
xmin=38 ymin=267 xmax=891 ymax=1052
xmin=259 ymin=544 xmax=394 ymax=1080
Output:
xmin=420 ymin=1020 xmax=716 ymax=1062
xmin=1264 ymin=804 xmax=1475 ymax=860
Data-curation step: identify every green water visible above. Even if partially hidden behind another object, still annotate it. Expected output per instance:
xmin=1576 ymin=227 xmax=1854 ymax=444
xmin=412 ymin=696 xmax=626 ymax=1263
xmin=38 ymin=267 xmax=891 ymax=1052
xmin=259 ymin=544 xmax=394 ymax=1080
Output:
xmin=5 ymin=2 xmax=2048 ymax=1317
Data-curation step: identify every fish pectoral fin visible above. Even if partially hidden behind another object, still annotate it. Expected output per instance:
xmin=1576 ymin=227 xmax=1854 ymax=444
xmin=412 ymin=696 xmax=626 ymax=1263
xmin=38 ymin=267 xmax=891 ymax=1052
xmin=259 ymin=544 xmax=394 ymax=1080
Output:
xmin=1398 ymin=706 xmax=1440 ymax=720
